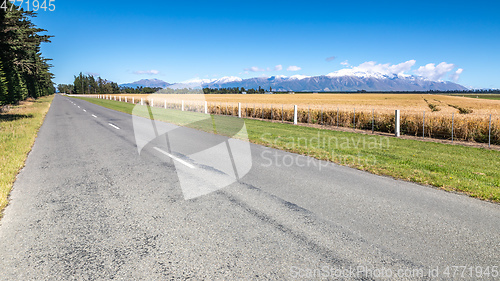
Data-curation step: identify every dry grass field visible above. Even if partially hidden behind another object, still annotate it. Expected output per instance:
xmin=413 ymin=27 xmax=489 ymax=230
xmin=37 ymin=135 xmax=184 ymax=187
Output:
xmin=109 ymin=93 xmax=500 ymax=115
xmin=96 ymin=93 xmax=500 ymax=144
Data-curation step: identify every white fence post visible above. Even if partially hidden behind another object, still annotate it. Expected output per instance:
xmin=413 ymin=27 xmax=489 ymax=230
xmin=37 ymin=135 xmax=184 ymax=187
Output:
xmin=238 ymin=103 xmax=242 ymax=118
xmin=294 ymin=105 xmax=298 ymax=125
xmin=164 ymin=99 xmax=167 ymax=109
xmin=423 ymin=111 xmax=425 ymax=139
xmin=395 ymin=110 xmax=400 ymax=137
xmin=119 ymin=96 xmax=121 ymax=102
xmin=125 ymin=97 xmax=127 ymax=103
xmin=452 ymin=113 xmax=454 ymax=143
xmin=489 ymin=114 xmax=492 ymax=148
xmin=141 ymin=98 xmax=143 ymax=105
xmin=151 ymin=98 xmax=154 ymax=107
xmin=205 ymin=101 xmax=208 ymax=114
xmin=182 ymin=100 xmax=184 ymax=111
xmin=353 ymin=108 xmax=356 ymax=129
xmin=132 ymin=97 xmax=134 ymax=104
xmin=372 ymin=108 xmax=374 ymax=133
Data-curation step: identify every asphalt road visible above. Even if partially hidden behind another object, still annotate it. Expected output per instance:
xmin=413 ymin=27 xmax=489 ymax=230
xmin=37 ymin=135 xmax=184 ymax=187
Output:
xmin=0 ymin=94 xmax=499 ymax=280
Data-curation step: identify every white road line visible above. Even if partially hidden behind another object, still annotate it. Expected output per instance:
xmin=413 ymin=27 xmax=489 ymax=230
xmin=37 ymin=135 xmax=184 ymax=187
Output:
xmin=153 ymin=147 xmax=195 ymax=169
xmin=78 ymin=106 xmax=80 ymax=108
xmin=92 ymin=114 xmax=97 ymax=118
xmin=108 ymin=123 xmax=120 ymax=130
xmin=83 ymin=109 xmax=87 ymax=112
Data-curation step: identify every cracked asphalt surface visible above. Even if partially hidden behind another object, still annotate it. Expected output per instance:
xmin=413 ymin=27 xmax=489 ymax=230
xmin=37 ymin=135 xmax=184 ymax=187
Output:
xmin=0 ymin=94 xmax=499 ymax=280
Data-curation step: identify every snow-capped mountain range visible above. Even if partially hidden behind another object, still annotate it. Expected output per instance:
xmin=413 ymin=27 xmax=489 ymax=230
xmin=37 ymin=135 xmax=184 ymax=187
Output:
xmin=122 ymin=72 xmax=468 ymax=92
xmin=120 ymin=78 xmax=172 ymax=88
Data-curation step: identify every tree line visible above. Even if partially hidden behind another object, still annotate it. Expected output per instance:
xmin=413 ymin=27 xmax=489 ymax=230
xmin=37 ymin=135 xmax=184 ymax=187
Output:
xmin=0 ymin=4 xmax=55 ymax=105
xmin=353 ymin=89 xmax=500 ymax=94
xmin=437 ymin=89 xmax=500 ymax=94
xmin=58 ymin=73 xmax=162 ymax=95
xmin=203 ymin=86 xmax=271 ymax=94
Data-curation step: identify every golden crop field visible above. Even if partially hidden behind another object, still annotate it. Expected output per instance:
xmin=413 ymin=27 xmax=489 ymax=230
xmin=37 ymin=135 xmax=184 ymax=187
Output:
xmin=96 ymin=93 xmax=500 ymax=144
xmin=111 ymin=93 xmax=500 ymax=115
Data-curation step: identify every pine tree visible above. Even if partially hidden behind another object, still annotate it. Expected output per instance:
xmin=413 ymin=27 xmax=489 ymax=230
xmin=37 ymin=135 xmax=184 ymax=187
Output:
xmin=0 ymin=58 xmax=8 ymax=105
xmin=0 ymin=2 xmax=53 ymax=104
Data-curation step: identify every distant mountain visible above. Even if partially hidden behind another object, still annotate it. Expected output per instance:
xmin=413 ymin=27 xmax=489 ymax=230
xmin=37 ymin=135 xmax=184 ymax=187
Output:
xmin=196 ymin=74 xmax=468 ymax=92
xmin=120 ymin=79 xmax=171 ymax=88
xmin=121 ymin=73 xmax=468 ymax=92
xmin=168 ymin=76 xmax=242 ymax=90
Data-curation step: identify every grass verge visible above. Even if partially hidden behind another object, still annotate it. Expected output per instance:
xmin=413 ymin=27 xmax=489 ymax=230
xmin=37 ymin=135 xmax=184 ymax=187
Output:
xmin=0 ymin=95 xmax=54 ymax=218
xmin=75 ymin=97 xmax=500 ymax=202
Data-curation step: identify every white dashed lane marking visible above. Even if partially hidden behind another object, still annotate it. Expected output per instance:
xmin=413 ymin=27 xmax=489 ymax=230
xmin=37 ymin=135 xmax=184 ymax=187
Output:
xmin=108 ymin=123 xmax=120 ymax=130
xmin=153 ymin=147 xmax=195 ymax=169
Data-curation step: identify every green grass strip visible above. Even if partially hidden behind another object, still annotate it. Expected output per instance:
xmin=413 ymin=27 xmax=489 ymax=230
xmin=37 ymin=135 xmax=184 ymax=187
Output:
xmin=0 ymin=95 xmax=54 ymax=218
xmin=75 ymin=97 xmax=500 ymax=202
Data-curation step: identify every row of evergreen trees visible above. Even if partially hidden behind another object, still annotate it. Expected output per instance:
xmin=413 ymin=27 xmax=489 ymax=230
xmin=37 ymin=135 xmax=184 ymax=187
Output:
xmin=0 ymin=4 xmax=54 ymax=105
xmin=57 ymin=73 xmax=162 ymax=95
xmin=59 ymin=73 xmax=121 ymax=95
xmin=203 ymin=86 xmax=271 ymax=94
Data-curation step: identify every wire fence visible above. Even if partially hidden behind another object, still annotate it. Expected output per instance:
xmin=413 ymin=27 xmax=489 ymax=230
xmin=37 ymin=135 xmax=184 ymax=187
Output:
xmin=91 ymin=95 xmax=500 ymax=146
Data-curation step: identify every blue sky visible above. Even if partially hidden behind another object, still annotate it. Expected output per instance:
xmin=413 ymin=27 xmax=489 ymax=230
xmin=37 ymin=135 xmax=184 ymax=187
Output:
xmin=32 ymin=0 xmax=500 ymax=88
